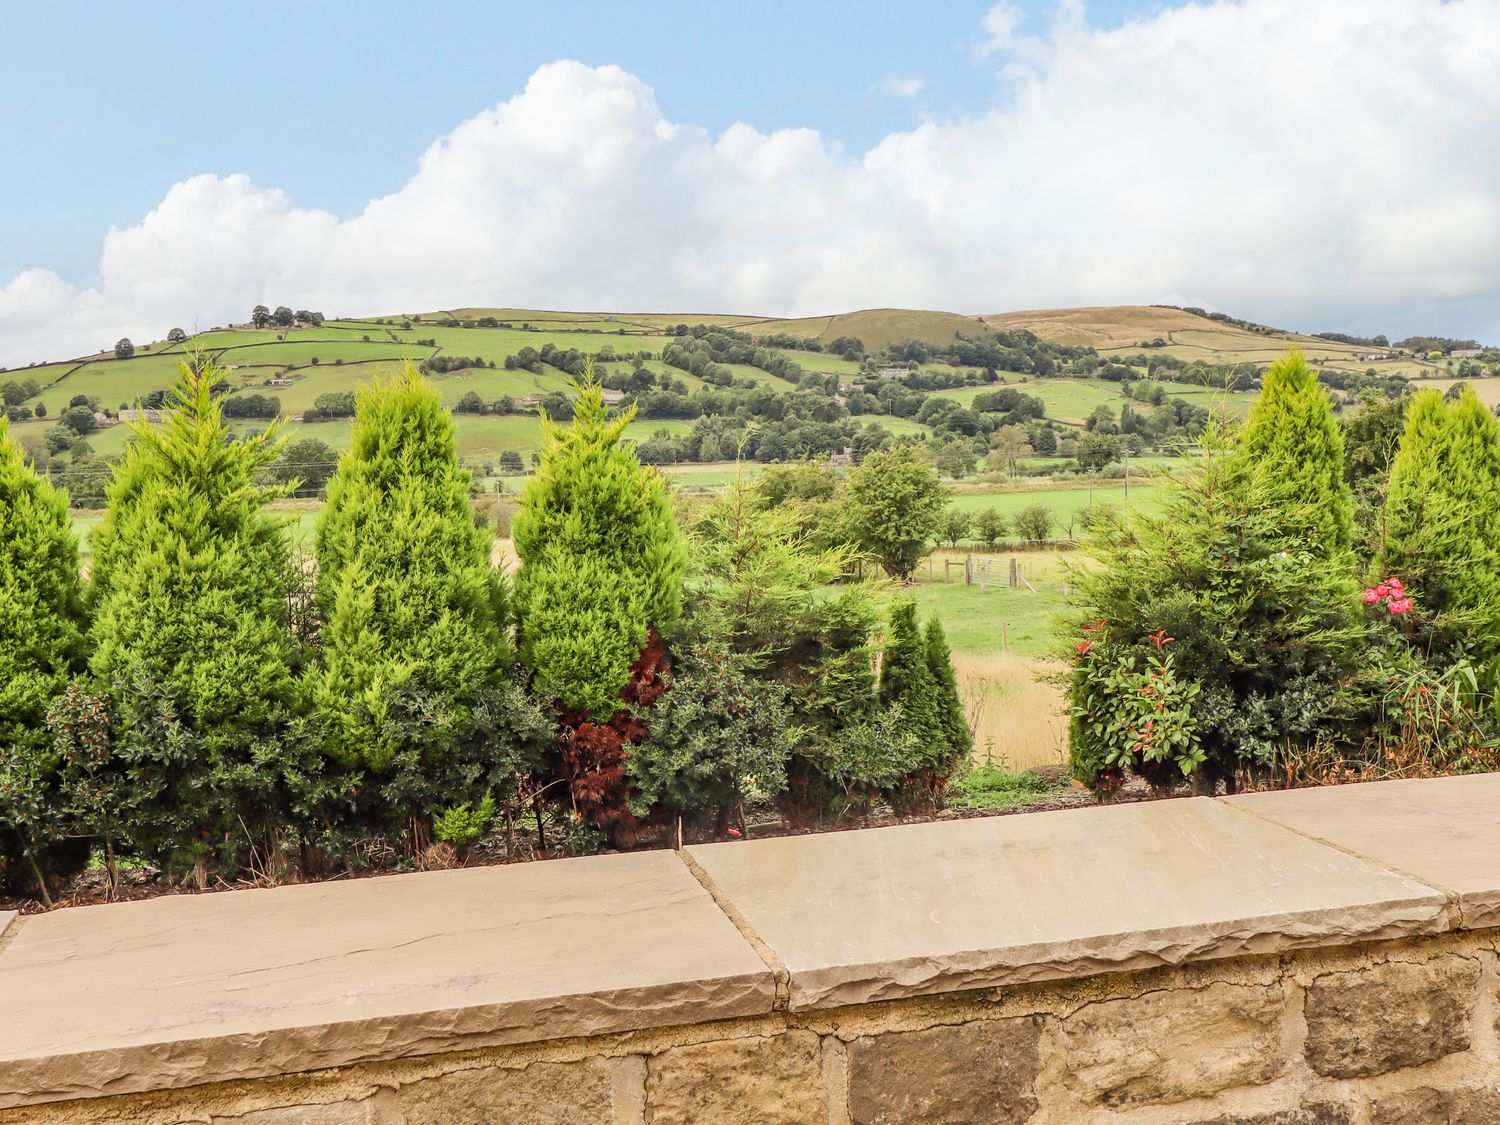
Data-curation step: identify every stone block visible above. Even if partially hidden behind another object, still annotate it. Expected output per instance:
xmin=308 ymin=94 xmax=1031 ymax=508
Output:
xmin=1370 ymin=1085 xmax=1500 ymax=1124
xmin=1227 ymin=774 xmax=1500 ymax=927
xmin=1303 ymin=955 xmax=1479 ymax=1078
xmin=846 ymin=1017 xmax=1041 ymax=1124
xmin=211 ymin=1102 xmax=381 ymax=1124
xmin=0 ymin=851 xmax=773 ymax=1111
xmin=1185 ymin=1106 xmax=1352 ymax=1125
xmin=398 ymin=1058 xmax=620 ymax=1125
xmin=1060 ymin=981 xmax=1285 ymax=1106
xmin=645 ymin=1031 xmax=824 ymax=1125
xmin=688 ymin=799 xmax=1445 ymax=1010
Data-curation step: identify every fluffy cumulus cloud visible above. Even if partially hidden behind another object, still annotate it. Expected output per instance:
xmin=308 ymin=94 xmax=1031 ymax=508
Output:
xmin=6 ymin=0 xmax=1500 ymax=365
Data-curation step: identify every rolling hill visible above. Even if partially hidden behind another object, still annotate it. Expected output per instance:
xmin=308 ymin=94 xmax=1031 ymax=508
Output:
xmin=1 ymin=303 xmax=1476 ymax=469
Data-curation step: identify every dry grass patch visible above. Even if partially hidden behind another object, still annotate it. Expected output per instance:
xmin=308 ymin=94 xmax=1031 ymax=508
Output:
xmin=955 ymin=652 xmax=1067 ymax=772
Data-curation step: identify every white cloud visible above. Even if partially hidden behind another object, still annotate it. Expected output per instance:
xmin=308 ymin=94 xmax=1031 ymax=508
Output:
xmin=976 ymin=3 xmax=1025 ymax=58
xmin=878 ymin=75 xmax=925 ymax=98
xmin=7 ymin=1 xmax=1500 ymax=366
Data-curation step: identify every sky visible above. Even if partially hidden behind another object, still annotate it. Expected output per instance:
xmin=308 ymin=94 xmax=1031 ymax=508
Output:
xmin=2 ymin=0 xmax=1499 ymax=365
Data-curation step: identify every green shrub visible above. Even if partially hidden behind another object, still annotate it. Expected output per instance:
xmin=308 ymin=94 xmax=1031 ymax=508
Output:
xmin=432 ymin=794 xmax=496 ymax=849
xmin=1068 ymin=413 xmax=1363 ymax=794
xmin=313 ymin=366 xmax=539 ymax=842
xmin=1242 ymin=350 xmax=1354 ymax=552
xmin=627 ymin=631 xmax=793 ymax=825
xmin=1379 ymin=387 xmax=1500 ymax=661
xmin=0 ymin=419 xmax=88 ymax=900
xmin=513 ymin=370 xmax=686 ymax=717
xmin=87 ymin=358 xmax=299 ymax=882
xmin=803 ymin=711 xmax=923 ymax=820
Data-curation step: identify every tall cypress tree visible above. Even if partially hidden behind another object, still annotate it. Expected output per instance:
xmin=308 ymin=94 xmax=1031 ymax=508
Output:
xmin=513 ymin=374 xmax=687 ymax=717
xmin=513 ymin=373 xmax=687 ymax=839
xmin=314 ymin=365 xmax=525 ymax=824
xmin=925 ymin=617 xmax=971 ymax=769
xmin=1241 ymin=350 xmax=1355 ymax=552
xmin=0 ymin=420 xmax=87 ymax=898
xmin=879 ymin=599 xmax=941 ymax=755
xmin=1380 ymin=387 xmax=1500 ymax=656
xmin=89 ymin=358 xmax=298 ymax=881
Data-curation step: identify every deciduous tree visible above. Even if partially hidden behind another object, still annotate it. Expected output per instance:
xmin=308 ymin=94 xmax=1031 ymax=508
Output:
xmin=844 ymin=443 xmax=946 ymax=579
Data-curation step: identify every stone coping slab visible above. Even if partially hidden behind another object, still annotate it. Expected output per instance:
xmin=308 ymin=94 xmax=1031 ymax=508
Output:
xmin=687 ymin=797 xmax=1450 ymax=1010
xmin=1225 ymin=774 xmax=1500 ymax=928
xmin=0 ymin=850 xmax=775 ymax=1110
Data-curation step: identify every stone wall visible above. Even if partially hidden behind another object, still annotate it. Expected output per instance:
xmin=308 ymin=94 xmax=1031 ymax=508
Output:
xmin=9 ymin=930 xmax=1498 ymax=1124
xmin=4 ymin=776 xmax=1500 ymax=1123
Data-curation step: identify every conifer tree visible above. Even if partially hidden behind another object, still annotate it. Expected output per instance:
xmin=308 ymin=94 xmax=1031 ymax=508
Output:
xmin=88 ymin=358 xmax=298 ymax=879
xmin=314 ymin=366 xmax=529 ymax=822
xmin=1241 ymin=350 xmax=1355 ymax=552
xmin=1380 ymin=387 xmax=1500 ymax=656
xmin=0 ymin=419 xmax=87 ymax=899
xmin=1068 ymin=422 xmax=1363 ymax=794
xmin=925 ymin=617 xmax=971 ymax=768
xmin=879 ymin=598 xmax=942 ymax=756
xmin=513 ymin=372 xmax=687 ymax=717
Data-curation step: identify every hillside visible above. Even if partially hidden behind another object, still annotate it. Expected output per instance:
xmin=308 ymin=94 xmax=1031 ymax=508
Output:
xmin=0 ymin=303 xmax=1478 ymax=474
xmin=983 ymin=305 xmax=1435 ymax=377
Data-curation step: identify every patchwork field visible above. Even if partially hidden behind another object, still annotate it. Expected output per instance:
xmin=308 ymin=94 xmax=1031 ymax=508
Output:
xmin=983 ymin=304 xmax=1438 ymax=378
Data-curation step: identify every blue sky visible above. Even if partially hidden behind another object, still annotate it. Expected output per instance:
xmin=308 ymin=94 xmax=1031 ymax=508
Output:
xmin=1 ymin=0 xmax=1156 ymax=284
xmin=4 ymin=0 xmax=1500 ymax=363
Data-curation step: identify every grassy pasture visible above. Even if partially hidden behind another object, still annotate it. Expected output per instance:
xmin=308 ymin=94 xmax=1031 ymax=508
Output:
xmin=380 ymin=324 xmax=656 ymax=362
xmin=1001 ymin=379 xmax=1129 ymax=424
xmin=740 ymin=307 xmax=987 ymax=351
xmin=32 ymin=354 xmax=193 ymax=416
xmin=790 ymin=352 xmax=864 ymax=375
xmin=215 ymin=339 xmax=424 ymax=368
xmin=946 ymin=483 xmax=1159 ymax=530
xmin=896 ymin=549 xmax=1078 ymax=769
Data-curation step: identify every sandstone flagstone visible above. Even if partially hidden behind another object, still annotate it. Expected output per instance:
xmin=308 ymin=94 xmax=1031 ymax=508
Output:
xmin=1225 ymin=774 xmax=1500 ymax=927
xmin=687 ymin=797 xmax=1449 ymax=1009
xmin=0 ymin=851 xmax=775 ymax=1110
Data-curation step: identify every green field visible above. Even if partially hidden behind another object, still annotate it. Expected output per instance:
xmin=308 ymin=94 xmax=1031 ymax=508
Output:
xmin=902 ymin=565 xmax=1069 ymax=659
xmin=947 ymin=482 xmax=1158 ymax=528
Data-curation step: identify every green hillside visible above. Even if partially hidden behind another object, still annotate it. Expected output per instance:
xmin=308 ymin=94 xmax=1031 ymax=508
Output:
xmin=4 ymin=303 xmax=1489 ymax=487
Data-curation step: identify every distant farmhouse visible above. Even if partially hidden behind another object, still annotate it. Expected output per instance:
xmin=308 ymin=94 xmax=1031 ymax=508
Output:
xmin=119 ymin=409 xmax=166 ymax=423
